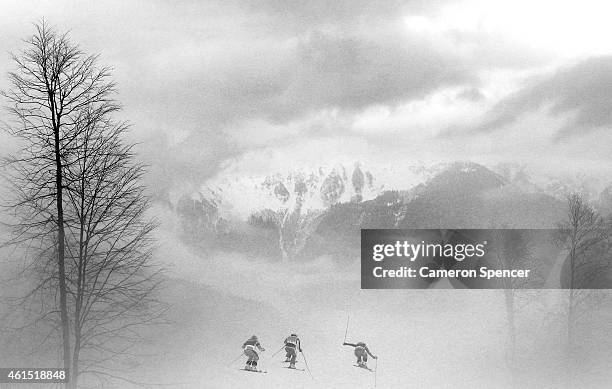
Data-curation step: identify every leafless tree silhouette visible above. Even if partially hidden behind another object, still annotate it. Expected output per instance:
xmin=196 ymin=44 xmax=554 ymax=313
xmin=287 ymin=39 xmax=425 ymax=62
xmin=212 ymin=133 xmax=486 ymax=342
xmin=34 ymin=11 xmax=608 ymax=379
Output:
xmin=488 ymin=229 xmax=548 ymax=388
xmin=2 ymin=21 xmax=165 ymax=388
xmin=556 ymin=193 xmax=611 ymax=387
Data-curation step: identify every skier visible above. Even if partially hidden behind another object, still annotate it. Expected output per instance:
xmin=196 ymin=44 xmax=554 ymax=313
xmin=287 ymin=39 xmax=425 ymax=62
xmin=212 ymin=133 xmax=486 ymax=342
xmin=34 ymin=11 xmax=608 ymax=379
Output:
xmin=283 ymin=333 xmax=302 ymax=369
xmin=343 ymin=341 xmax=377 ymax=368
xmin=242 ymin=335 xmax=266 ymax=371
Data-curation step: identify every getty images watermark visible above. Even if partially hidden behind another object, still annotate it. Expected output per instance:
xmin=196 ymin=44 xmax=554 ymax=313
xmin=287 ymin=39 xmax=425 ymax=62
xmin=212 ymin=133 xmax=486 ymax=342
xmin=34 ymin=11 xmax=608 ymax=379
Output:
xmin=360 ymin=229 xmax=612 ymax=289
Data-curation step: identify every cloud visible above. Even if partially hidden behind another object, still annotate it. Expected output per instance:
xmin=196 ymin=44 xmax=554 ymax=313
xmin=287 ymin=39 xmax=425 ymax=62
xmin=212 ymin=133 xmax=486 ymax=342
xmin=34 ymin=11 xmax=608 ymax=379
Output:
xmin=87 ymin=1 xmax=483 ymax=188
xmin=119 ymin=12 xmax=477 ymax=131
xmin=456 ymin=87 xmax=485 ymax=102
xmin=239 ymin=0 xmax=447 ymax=32
xmin=2 ymin=0 xmax=611 ymax=191
xmin=268 ymin=31 xmax=473 ymax=122
xmin=462 ymin=56 xmax=612 ymax=139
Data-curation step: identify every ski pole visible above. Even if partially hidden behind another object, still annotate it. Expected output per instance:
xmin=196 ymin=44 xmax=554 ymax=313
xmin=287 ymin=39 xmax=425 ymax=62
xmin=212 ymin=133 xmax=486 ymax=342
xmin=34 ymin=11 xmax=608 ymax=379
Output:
xmin=271 ymin=345 xmax=285 ymax=358
xmin=374 ymin=357 xmax=378 ymax=388
xmin=344 ymin=315 xmax=350 ymax=343
xmin=228 ymin=350 xmax=244 ymax=367
xmin=300 ymin=350 xmax=314 ymax=380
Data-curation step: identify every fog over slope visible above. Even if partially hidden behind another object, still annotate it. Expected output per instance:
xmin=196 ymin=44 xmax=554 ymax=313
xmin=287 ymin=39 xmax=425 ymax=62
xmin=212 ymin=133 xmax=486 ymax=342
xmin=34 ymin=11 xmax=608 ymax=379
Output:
xmin=2 ymin=160 xmax=612 ymax=388
xmin=125 ymin=162 xmax=612 ymax=388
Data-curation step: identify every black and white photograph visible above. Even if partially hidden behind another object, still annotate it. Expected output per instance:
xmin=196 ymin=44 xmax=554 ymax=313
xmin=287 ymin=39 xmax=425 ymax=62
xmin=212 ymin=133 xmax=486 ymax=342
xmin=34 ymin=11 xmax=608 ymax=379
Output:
xmin=1 ymin=1 xmax=612 ymax=388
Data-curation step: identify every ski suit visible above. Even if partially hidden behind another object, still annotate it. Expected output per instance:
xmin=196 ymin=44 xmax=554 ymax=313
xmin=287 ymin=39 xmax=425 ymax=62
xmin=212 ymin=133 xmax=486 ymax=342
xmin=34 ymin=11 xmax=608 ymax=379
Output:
xmin=344 ymin=342 xmax=376 ymax=365
xmin=243 ymin=336 xmax=265 ymax=370
xmin=284 ymin=335 xmax=302 ymax=365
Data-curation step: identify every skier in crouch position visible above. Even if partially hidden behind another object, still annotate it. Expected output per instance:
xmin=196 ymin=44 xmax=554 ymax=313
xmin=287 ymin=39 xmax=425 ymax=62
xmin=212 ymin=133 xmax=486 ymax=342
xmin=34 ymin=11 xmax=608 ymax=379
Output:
xmin=283 ymin=333 xmax=302 ymax=369
xmin=343 ymin=341 xmax=377 ymax=368
xmin=243 ymin=335 xmax=266 ymax=371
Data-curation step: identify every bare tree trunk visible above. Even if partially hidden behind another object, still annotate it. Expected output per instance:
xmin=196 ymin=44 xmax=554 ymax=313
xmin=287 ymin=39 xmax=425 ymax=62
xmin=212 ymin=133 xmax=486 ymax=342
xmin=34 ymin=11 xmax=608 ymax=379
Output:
xmin=71 ymin=329 xmax=81 ymax=389
xmin=55 ymin=144 xmax=72 ymax=387
xmin=566 ymin=289 xmax=576 ymax=389
xmin=50 ymin=73 xmax=71 ymax=388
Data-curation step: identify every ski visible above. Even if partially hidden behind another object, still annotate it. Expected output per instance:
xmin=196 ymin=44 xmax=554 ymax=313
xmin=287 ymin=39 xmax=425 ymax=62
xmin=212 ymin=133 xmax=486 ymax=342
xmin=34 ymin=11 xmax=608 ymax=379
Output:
xmin=283 ymin=366 xmax=305 ymax=371
xmin=353 ymin=364 xmax=374 ymax=372
xmin=240 ymin=368 xmax=268 ymax=374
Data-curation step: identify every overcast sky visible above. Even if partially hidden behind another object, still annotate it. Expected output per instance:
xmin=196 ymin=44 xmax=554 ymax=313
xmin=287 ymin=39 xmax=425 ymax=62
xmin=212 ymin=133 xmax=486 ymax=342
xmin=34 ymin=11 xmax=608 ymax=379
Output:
xmin=1 ymin=0 xmax=611 ymax=193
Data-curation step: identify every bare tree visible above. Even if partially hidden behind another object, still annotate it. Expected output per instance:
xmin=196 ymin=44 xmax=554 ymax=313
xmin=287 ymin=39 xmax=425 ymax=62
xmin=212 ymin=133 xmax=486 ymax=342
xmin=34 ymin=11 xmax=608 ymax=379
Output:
xmin=556 ymin=193 xmax=610 ymax=387
xmin=2 ymin=22 xmax=164 ymax=388
xmin=2 ymin=21 xmax=115 ymax=382
xmin=488 ymin=229 xmax=548 ymax=387
xmin=59 ymin=108 xmax=163 ymax=388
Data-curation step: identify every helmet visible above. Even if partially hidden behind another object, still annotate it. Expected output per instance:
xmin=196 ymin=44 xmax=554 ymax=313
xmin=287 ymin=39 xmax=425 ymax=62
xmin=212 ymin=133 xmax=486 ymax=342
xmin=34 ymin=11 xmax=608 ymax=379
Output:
xmin=249 ymin=335 xmax=258 ymax=340
xmin=291 ymin=333 xmax=297 ymax=337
